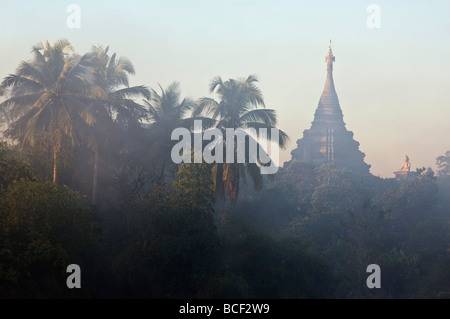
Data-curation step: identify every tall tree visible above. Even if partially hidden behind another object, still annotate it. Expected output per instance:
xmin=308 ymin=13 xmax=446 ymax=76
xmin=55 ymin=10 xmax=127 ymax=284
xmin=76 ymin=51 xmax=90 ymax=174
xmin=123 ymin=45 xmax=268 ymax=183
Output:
xmin=193 ymin=75 xmax=289 ymax=203
xmin=144 ymin=82 xmax=195 ymax=182
xmin=87 ymin=45 xmax=150 ymax=203
xmin=436 ymin=151 xmax=450 ymax=177
xmin=0 ymin=39 xmax=99 ymax=183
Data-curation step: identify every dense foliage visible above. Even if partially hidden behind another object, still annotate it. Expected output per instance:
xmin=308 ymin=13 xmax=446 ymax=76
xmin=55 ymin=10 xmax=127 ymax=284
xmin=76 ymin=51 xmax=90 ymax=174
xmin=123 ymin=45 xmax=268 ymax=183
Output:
xmin=0 ymin=40 xmax=448 ymax=299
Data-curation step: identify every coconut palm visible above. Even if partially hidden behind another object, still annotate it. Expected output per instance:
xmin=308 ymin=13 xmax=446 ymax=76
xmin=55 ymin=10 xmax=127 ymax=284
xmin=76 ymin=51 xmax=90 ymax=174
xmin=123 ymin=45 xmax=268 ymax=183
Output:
xmin=87 ymin=45 xmax=150 ymax=203
xmin=88 ymin=45 xmax=150 ymax=124
xmin=193 ymin=75 xmax=289 ymax=203
xmin=144 ymin=82 xmax=195 ymax=182
xmin=0 ymin=39 xmax=99 ymax=183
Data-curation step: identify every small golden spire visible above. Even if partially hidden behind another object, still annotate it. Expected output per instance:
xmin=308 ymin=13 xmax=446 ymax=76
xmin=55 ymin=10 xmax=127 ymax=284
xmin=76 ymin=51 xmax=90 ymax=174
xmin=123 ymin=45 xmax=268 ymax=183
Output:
xmin=325 ymin=40 xmax=335 ymax=71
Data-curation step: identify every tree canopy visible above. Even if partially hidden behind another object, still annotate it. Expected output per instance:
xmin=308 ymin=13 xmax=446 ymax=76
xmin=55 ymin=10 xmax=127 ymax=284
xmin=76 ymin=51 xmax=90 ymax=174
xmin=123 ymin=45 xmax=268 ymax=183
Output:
xmin=0 ymin=39 xmax=449 ymax=299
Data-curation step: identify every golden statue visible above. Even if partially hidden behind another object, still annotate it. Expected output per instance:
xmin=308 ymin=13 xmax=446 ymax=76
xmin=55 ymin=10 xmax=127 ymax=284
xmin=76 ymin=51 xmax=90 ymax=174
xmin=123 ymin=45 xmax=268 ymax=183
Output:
xmin=400 ymin=155 xmax=411 ymax=172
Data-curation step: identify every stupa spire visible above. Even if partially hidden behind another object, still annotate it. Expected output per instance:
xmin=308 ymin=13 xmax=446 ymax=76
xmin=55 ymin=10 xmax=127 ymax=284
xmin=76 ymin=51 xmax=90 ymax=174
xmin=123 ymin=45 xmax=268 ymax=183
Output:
xmin=326 ymin=39 xmax=335 ymax=73
xmin=313 ymin=41 xmax=343 ymax=127
xmin=289 ymin=41 xmax=371 ymax=174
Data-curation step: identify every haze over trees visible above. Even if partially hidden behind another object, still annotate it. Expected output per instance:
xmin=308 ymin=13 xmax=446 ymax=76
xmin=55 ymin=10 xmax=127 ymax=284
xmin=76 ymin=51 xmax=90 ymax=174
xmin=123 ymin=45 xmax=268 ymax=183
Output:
xmin=0 ymin=39 xmax=448 ymax=298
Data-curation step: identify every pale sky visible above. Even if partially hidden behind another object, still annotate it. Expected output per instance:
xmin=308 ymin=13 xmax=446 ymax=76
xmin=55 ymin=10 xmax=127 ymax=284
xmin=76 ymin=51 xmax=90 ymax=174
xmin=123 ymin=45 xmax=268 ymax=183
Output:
xmin=1 ymin=0 xmax=450 ymax=178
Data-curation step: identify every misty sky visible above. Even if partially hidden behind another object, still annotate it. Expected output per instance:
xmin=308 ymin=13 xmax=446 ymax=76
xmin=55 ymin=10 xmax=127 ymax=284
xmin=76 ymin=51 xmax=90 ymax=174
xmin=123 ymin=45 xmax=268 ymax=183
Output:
xmin=1 ymin=0 xmax=449 ymax=178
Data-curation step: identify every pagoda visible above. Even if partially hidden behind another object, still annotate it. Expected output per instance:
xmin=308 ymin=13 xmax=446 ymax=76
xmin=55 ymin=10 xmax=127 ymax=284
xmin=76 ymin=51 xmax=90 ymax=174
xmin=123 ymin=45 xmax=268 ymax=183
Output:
xmin=290 ymin=41 xmax=371 ymax=174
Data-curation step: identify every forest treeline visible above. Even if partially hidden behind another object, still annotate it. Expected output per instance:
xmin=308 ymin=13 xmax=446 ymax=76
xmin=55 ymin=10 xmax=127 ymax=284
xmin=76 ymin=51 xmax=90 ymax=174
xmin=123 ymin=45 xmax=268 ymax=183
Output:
xmin=0 ymin=40 xmax=449 ymax=298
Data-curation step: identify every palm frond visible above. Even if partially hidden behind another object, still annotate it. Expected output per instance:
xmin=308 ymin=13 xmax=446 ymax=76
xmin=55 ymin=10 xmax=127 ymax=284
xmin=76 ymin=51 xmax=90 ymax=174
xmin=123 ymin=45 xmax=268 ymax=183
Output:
xmin=53 ymin=38 xmax=74 ymax=55
xmin=243 ymin=121 xmax=290 ymax=149
xmin=245 ymin=74 xmax=259 ymax=85
xmin=112 ymin=85 xmax=151 ymax=100
xmin=31 ymin=91 xmax=52 ymax=111
xmin=1 ymin=74 xmax=43 ymax=93
xmin=181 ymin=117 xmax=217 ymax=131
xmin=22 ymin=98 xmax=52 ymax=147
xmin=0 ymin=93 xmax=41 ymax=119
xmin=194 ymin=97 xmax=220 ymax=117
xmin=31 ymin=42 xmax=45 ymax=63
xmin=0 ymin=105 xmax=10 ymax=123
xmin=243 ymin=82 xmax=265 ymax=108
xmin=65 ymin=54 xmax=94 ymax=87
xmin=90 ymin=44 xmax=109 ymax=63
xmin=178 ymin=97 xmax=196 ymax=118
xmin=209 ymin=76 xmax=223 ymax=94
xmin=161 ymin=82 xmax=181 ymax=110
xmin=144 ymin=99 xmax=161 ymax=123
xmin=113 ymin=71 xmax=130 ymax=88
xmin=116 ymin=56 xmax=135 ymax=75
xmin=113 ymin=99 xmax=148 ymax=121
xmin=87 ymin=85 xmax=108 ymax=100
xmin=239 ymin=108 xmax=277 ymax=126
xmin=64 ymin=95 xmax=96 ymax=127
xmin=16 ymin=61 xmax=47 ymax=87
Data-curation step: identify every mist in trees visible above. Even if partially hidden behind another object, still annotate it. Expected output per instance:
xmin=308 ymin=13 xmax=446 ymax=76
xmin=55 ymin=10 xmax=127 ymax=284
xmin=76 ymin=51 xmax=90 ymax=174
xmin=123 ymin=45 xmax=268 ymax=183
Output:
xmin=0 ymin=40 xmax=449 ymax=299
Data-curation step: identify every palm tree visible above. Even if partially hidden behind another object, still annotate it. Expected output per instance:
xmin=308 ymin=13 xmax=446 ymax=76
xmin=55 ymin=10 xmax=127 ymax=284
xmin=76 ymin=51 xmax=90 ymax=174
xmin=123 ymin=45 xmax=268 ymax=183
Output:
xmin=193 ymin=75 xmax=289 ymax=203
xmin=0 ymin=39 xmax=99 ymax=183
xmin=87 ymin=45 xmax=150 ymax=203
xmin=88 ymin=45 xmax=150 ymax=124
xmin=144 ymin=82 xmax=195 ymax=182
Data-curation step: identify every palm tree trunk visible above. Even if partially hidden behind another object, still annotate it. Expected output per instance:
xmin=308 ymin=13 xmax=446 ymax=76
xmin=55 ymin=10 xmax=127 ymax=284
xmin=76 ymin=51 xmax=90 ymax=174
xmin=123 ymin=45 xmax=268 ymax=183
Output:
xmin=159 ymin=161 xmax=166 ymax=183
xmin=231 ymin=164 xmax=240 ymax=204
xmin=92 ymin=147 xmax=99 ymax=204
xmin=53 ymin=147 xmax=57 ymax=183
xmin=52 ymin=131 xmax=61 ymax=183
